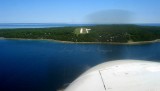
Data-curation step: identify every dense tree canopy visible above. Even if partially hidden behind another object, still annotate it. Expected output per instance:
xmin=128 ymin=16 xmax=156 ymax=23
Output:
xmin=0 ymin=25 xmax=160 ymax=43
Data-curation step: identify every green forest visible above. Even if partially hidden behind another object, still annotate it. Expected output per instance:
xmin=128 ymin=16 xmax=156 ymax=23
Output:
xmin=0 ymin=25 xmax=160 ymax=43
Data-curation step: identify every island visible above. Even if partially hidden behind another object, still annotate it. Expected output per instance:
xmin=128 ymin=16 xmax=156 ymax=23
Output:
xmin=0 ymin=25 xmax=160 ymax=44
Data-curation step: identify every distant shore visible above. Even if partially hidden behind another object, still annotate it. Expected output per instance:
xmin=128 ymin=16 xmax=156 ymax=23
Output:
xmin=0 ymin=37 xmax=160 ymax=45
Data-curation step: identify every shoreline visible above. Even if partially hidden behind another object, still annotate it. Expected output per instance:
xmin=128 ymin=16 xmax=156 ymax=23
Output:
xmin=0 ymin=37 xmax=159 ymax=45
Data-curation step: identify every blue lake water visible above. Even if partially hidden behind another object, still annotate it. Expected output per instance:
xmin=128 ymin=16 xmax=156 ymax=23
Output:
xmin=0 ymin=23 xmax=160 ymax=29
xmin=0 ymin=39 xmax=160 ymax=91
xmin=0 ymin=23 xmax=94 ymax=29
xmin=0 ymin=23 xmax=160 ymax=91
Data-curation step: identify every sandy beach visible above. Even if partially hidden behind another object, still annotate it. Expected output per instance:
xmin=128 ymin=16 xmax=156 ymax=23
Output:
xmin=0 ymin=37 xmax=160 ymax=45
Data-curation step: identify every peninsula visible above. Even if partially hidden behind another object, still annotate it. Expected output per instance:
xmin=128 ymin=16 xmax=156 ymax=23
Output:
xmin=0 ymin=25 xmax=160 ymax=44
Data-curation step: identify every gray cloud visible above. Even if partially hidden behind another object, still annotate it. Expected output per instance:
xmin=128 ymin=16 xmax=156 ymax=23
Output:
xmin=86 ymin=9 xmax=134 ymax=24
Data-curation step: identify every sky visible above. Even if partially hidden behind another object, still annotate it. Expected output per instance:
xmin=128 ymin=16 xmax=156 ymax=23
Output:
xmin=0 ymin=0 xmax=160 ymax=24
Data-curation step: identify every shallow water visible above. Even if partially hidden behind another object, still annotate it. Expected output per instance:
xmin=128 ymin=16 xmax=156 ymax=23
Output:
xmin=0 ymin=39 xmax=160 ymax=91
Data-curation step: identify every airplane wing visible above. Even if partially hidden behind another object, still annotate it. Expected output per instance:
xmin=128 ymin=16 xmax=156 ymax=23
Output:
xmin=65 ymin=60 xmax=160 ymax=91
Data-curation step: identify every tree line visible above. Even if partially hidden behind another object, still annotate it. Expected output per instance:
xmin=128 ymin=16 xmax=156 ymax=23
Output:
xmin=0 ymin=25 xmax=160 ymax=43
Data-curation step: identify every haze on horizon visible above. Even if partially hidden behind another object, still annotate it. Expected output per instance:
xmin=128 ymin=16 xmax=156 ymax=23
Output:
xmin=1 ymin=0 xmax=160 ymax=24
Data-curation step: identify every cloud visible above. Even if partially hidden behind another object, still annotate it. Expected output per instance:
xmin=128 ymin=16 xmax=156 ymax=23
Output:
xmin=86 ymin=9 xmax=134 ymax=24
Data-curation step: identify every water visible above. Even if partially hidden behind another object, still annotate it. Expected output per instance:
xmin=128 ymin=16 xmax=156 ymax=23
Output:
xmin=0 ymin=23 xmax=94 ymax=29
xmin=0 ymin=23 xmax=160 ymax=91
xmin=0 ymin=23 xmax=160 ymax=29
xmin=0 ymin=39 xmax=160 ymax=91
xmin=139 ymin=23 xmax=160 ymax=26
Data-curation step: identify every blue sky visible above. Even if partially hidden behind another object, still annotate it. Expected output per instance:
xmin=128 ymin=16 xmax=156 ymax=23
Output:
xmin=0 ymin=0 xmax=160 ymax=24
